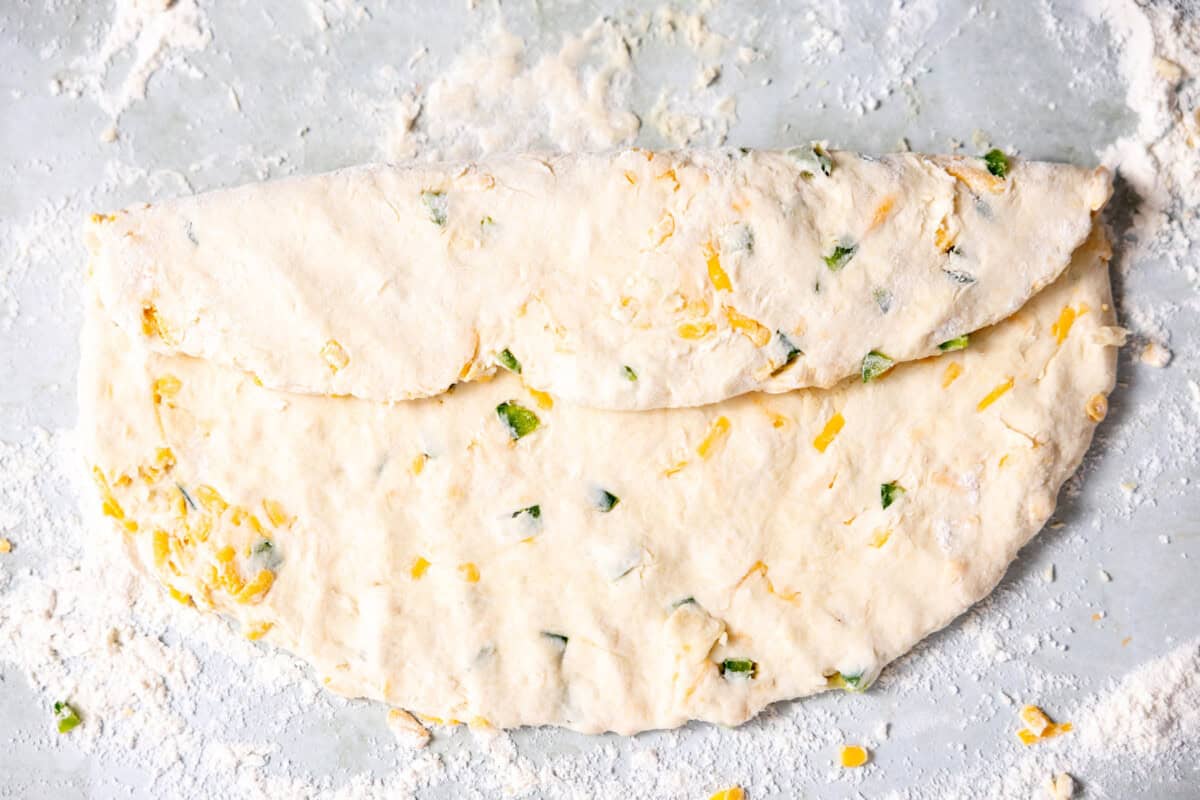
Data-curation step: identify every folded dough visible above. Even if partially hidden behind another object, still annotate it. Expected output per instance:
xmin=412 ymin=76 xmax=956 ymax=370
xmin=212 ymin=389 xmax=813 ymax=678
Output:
xmin=80 ymin=202 xmax=1119 ymax=733
xmin=85 ymin=149 xmax=1110 ymax=411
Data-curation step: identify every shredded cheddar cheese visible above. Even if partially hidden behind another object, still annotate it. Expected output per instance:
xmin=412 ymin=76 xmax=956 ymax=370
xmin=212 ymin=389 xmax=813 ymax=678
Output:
xmin=934 ymin=216 xmax=956 ymax=252
xmin=152 ymin=375 xmax=182 ymax=404
xmin=663 ymin=460 xmax=689 ymax=477
xmin=943 ymin=163 xmax=1006 ymax=195
xmin=1016 ymin=704 xmax=1073 ymax=745
xmin=92 ymin=466 xmax=127 ymax=523
xmin=942 ymin=361 xmax=963 ymax=388
xmin=321 ymin=339 xmax=350 ymax=372
xmin=840 ymin=744 xmax=870 ymax=768
xmin=813 ymin=412 xmax=845 ymax=453
xmin=677 ymin=320 xmax=716 ymax=340
xmin=706 ymin=241 xmax=732 ymax=291
xmin=697 ymin=416 xmax=731 ymax=459
xmin=410 ymin=556 xmax=431 ymax=580
xmin=525 ymin=384 xmax=554 ymax=409
xmin=152 ymin=530 xmax=170 ymax=568
xmin=245 ymin=621 xmax=275 ymax=641
xmin=871 ymin=196 xmax=896 ymax=229
xmin=230 ymin=506 xmax=265 ymax=535
xmin=708 ymin=789 xmax=744 ymax=800
xmin=738 ymin=560 xmax=800 ymax=603
xmin=140 ymin=303 xmax=174 ymax=343
xmin=262 ymin=498 xmax=293 ymax=527
xmin=650 ymin=212 xmax=675 ymax=247
xmin=236 ymin=569 xmax=275 ymax=604
xmin=724 ymin=307 xmax=772 ymax=346
xmin=166 ymin=585 xmax=193 ymax=606
xmin=656 ymin=168 xmax=680 ymax=191
xmin=195 ymin=484 xmax=228 ymax=514
xmin=1021 ymin=705 xmax=1052 ymax=736
xmin=977 ymin=377 xmax=1015 ymax=411
xmin=1051 ymin=305 xmax=1078 ymax=345
xmin=458 ymin=562 xmax=480 ymax=583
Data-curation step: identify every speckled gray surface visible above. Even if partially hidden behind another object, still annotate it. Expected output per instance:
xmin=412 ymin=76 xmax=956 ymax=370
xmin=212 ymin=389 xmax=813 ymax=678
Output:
xmin=1 ymin=1 xmax=1198 ymax=798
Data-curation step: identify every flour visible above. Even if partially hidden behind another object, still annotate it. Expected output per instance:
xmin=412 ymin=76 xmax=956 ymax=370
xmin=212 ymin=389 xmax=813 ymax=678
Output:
xmin=60 ymin=0 xmax=212 ymax=124
xmin=879 ymin=639 xmax=1200 ymax=799
xmin=3 ymin=0 xmax=1200 ymax=798
xmin=379 ymin=8 xmax=753 ymax=161
xmin=647 ymin=90 xmax=738 ymax=146
xmin=1079 ymin=639 xmax=1200 ymax=758
xmin=1090 ymin=0 xmax=1200 ymax=240
xmin=382 ymin=20 xmax=641 ymax=161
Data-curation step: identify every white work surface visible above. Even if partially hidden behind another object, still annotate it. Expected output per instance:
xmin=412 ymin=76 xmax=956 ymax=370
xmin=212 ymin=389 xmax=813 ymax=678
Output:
xmin=1 ymin=1 xmax=1198 ymax=798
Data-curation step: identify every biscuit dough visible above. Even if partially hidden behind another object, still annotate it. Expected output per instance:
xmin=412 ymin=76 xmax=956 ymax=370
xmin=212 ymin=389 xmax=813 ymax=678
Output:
xmin=80 ymin=170 xmax=1119 ymax=732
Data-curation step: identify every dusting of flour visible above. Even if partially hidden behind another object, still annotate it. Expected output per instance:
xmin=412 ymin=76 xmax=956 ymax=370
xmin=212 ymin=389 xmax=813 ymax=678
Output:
xmin=2 ymin=1 xmax=1199 ymax=798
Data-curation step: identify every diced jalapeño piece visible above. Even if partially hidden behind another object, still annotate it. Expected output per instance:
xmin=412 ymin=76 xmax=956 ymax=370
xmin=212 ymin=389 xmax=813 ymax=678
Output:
xmin=496 ymin=401 xmax=540 ymax=440
xmin=983 ymin=149 xmax=1010 ymax=178
xmin=721 ymin=658 xmax=758 ymax=680
xmin=880 ymin=482 xmax=906 ymax=509
xmin=788 ymin=142 xmax=834 ymax=177
xmin=778 ymin=331 xmax=802 ymax=365
xmin=861 ymin=350 xmax=895 ymax=382
xmin=497 ymin=348 xmax=522 ymax=373
xmin=591 ymin=488 xmax=619 ymax=512
xmin=421 ymin=190 xmax=448 ymax=226
xmin=826 ymin=671 xmax=872 ymax=692
xmin=512 ymin=504 xmax=541 ymax=520
xmin=939 ymin=335 xmax=969 ymax=352
xmin=622 ymin=365 xmax=638 ymax=381
xmin=839 ymin=671 xmax=870 ymax=692
xmin=823 ymin=242 xmax=857 ymax=272
xmin=54 ymin=701 xmax=81 ymax=733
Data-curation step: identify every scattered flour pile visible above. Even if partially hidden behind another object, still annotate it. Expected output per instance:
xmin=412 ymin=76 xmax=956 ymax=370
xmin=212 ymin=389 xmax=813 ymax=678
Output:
xmin=381 ymin=6 xmax=744 ymax=161
xmin=51 ymin=0 xmax=211 ymax=135
xmin=891 ymin=639 xmax=1200 ymax=799
xmin=384 ymin=20 xmax=641 ymax=160
xmin=1092 ymin=0 xmax=1200 ymax=255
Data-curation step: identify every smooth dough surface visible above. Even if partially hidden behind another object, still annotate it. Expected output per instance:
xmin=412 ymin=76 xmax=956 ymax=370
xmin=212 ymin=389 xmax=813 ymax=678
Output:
xmin=80 ymin=223 xmax=1120 ymax=734
xmin=86 ymin=149 xmax=1110 ymax=410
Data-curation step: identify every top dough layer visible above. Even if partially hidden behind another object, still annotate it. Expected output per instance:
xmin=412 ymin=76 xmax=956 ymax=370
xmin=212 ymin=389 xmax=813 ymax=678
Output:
xmin=86 ymin=149 xmax=1110 ymax=410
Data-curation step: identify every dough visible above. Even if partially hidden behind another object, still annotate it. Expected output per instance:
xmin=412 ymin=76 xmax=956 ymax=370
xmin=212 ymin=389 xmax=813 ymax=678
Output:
xmin=80 ymin=205 xmax=1120 ymax=734
xmin=85 ymin=148 xmax=1110 ymax=411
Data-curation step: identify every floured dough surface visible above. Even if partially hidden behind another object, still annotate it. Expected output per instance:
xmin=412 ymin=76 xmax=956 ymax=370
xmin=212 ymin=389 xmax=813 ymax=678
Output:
xmin=80 ymin=223 xmax=1119 ymax=734
xmin=86 ymin=149 xmax=1110 ymax=410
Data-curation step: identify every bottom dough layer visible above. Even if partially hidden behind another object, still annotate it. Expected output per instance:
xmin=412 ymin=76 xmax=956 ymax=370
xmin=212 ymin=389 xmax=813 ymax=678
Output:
xmin=80 ymin=232 xmax=1120 ymax=735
